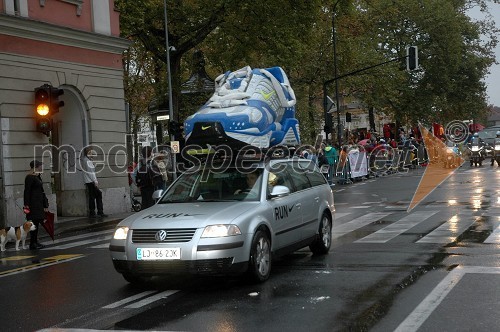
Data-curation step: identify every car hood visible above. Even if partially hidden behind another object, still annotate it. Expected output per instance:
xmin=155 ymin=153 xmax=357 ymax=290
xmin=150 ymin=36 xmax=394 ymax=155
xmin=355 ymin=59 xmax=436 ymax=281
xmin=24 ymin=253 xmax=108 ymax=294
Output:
xmin=119 ymin=202 xmax=258 ymax=229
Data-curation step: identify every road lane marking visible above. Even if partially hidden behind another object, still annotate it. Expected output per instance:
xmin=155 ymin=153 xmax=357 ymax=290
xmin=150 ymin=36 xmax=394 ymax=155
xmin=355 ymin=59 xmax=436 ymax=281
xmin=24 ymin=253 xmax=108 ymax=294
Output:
xmin=40 ymin=229 xmax=114 ymax=246
xmin=125 ymin=290 xmax=179 ymax=308
xmin=356 ymin=211 xmax=439 ymax=243
xmin=395 ymin=266 xmax=500 ymax=332
xmin=332 ymin=212 xmax=392 ymax=239
xmin=0 ymin=254 xmax=84 ymax=278
xmin=43 ymin=235 xmax=112 ymax=250
xmin=416 ymin=215 xmax=478 ymax=243
xmin=484 ymin=224 xmax=500 ymax=243
xmin=89 ymin=243 xmax=110 ymax=249
xmin=103 ymin=290 xmax=157 ymax=308
xmin=0 ymin=255 xmax=35 ymax=261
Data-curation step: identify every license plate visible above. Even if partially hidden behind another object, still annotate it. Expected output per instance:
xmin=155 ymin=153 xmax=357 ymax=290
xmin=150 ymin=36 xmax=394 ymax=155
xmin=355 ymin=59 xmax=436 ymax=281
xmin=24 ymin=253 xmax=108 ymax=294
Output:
xmin=137 ymin=248 xmax=181 ymax=260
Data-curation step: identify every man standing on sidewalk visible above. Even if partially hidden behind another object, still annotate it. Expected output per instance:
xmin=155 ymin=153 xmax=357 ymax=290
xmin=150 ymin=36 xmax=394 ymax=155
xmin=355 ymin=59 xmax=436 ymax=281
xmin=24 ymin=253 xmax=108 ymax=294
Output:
xmin=82 ymin=147 xmax=108 ymax=219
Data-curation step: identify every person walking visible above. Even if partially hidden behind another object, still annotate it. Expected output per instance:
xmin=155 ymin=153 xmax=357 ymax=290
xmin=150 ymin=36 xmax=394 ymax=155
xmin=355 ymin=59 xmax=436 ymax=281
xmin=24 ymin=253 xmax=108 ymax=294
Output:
xmin=324 ymin=143 xmax=338 ymax=184
xmin=135 ymin=146 xmax=161 ymax=209
xmin=23 ymin=160 xmax=48 ymax=250
xmin=82 ymin=147 xmax=107 ymax=218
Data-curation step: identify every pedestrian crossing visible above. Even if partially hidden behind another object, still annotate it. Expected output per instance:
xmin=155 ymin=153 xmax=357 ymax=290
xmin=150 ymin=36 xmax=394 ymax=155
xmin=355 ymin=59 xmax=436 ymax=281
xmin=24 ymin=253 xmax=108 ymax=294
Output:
xmin=355 ymin=211 xmax=439 ymax=243
xmin=333 ymin=209 xmax=500 ymax=245
xmin=24 ymin=208 xmax=500 ymax=252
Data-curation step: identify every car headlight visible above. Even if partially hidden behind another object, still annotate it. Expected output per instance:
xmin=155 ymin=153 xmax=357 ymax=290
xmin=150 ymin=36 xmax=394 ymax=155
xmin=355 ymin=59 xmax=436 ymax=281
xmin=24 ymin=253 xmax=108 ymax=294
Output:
xmin=113 ymin=227 xmax=129 ymax=240
xmin=201 ymin=225 xmax=242 ymax=238
xmin=495 ymin=145 xmax=500 ymax=151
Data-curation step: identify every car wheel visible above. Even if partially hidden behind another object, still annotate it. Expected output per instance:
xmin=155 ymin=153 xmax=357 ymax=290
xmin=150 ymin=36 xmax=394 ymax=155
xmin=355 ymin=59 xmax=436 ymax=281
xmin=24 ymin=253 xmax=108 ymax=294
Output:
xmin=247 ymin=230 xmax=271 ymax=282
xmin=122 ymin=272 xmax=151 ymax=285
xmin=310 ymin=212 xmax=332 ymax=255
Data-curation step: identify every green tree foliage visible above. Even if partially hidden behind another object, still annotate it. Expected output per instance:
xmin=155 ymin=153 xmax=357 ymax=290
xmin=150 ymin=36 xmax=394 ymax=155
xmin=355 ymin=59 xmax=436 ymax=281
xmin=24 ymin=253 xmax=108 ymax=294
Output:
xmin=117 ymin=0 xmax=499 ymax=144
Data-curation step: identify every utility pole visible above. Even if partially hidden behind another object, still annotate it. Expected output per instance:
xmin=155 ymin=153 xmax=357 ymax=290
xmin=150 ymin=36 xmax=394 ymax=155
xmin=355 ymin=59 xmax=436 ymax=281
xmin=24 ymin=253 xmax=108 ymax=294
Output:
xmin=163 ymin=0 xmax=177 ymax=180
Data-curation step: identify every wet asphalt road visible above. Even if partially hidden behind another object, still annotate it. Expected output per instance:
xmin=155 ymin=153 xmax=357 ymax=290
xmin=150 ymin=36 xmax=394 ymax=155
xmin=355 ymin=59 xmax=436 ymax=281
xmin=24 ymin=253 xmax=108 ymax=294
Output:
xmin=1 ymin=164 xmax=499 ymax=331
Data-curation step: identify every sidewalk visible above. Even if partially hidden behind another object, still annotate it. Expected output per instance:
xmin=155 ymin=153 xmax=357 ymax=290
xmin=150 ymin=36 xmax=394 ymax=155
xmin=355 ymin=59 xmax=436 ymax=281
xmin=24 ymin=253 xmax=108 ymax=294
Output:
xmin=39 ymin=211 xmax=136 ymax=241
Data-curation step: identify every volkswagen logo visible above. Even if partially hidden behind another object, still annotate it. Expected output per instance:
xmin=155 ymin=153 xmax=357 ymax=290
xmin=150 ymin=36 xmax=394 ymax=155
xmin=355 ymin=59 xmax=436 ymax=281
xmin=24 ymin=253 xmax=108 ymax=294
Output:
xmin=155 ymin=230 xmax=168 ymax=241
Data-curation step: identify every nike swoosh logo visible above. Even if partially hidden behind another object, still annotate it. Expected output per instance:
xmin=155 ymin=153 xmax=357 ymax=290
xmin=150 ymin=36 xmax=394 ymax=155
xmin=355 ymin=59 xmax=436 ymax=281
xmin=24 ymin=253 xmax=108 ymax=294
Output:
xmin=260 ymin=90 xmax=275 ymax=100
xmin=288 ymin=205 xmax=294 ymax=212
xmin=201 ymin=126 xmax=211 ymax=130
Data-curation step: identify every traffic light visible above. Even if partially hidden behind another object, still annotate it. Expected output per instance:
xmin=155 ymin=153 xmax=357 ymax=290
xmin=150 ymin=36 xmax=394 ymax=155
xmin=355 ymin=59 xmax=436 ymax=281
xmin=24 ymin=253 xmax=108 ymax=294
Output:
xmin=407 ymin=46 xmax=418 ymax=70
xmin=168 ymin=121 xmax=184 ymax=139
xmin=345 ymin=112 xmax=352 ymax=123
xmin=34 ymin=84 xmax=64 ymax=136
xmin=50 ymin=86 xmax=64 ymax=113
xmin=34 ymin=84 xmax=52 ymax=135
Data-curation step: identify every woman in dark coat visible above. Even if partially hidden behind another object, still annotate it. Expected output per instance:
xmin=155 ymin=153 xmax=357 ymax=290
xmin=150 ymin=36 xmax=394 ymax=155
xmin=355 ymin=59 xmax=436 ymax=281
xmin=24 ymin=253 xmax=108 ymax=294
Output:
xmin=24 ymin=160 xmax=48 ymax=249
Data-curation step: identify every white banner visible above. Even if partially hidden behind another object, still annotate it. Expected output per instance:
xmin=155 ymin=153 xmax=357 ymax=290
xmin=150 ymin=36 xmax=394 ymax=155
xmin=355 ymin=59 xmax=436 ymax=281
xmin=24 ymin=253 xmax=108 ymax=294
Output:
xmin=348 ymin=150 xmax=368 ymax=178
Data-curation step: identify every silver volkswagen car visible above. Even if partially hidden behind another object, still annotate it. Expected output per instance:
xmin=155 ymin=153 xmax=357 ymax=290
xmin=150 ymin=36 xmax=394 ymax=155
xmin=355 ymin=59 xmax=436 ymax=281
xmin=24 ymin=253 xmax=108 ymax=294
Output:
xmin=109 ymin=158 xmax=335 ymax=284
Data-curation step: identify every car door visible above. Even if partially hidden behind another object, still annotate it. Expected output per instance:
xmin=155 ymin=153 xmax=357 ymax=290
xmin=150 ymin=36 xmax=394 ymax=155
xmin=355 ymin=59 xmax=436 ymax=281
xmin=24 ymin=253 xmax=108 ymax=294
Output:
xmin=265 ymin=163 xmax=303 ymax=250
xmin=287 ymin=160 xmax=320 ymax=240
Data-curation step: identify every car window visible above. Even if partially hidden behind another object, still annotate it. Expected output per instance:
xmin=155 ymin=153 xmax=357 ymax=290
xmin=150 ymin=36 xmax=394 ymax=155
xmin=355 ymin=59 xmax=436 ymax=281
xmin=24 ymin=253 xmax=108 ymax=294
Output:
xmin=306 ymin=165 xmax=328 ymax=187
xmin=267 ymin=166 xmax=295 ymax=195
xmin=285 ymin=161 xmax=311 ymax=191
xmin=158 ymin=168 xmax=262 ymax=203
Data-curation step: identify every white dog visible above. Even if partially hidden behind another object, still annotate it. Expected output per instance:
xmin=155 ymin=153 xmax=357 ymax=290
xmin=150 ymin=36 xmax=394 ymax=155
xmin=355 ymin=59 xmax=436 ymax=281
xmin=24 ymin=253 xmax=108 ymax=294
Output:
xmin=0 ymin=221 xmax=36 ymax=251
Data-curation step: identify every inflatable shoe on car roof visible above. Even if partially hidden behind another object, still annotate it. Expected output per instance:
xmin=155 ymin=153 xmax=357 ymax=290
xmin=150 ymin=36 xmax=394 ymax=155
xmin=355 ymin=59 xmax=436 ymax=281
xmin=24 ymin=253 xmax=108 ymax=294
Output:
xmin=184 ymin=66 xmax=300 ymax=149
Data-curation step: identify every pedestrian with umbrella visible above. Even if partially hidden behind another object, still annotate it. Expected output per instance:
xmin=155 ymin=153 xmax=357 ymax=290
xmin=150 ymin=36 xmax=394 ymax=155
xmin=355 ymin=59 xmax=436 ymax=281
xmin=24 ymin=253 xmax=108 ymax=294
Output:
xmin=23 ymin=160 xmax=48 ymax=249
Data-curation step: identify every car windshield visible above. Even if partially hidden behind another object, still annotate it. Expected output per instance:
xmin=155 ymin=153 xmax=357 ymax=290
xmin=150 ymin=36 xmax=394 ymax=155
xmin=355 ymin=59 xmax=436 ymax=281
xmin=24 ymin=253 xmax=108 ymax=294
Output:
xmin=158 ymin=167 xmax=263 ymax=203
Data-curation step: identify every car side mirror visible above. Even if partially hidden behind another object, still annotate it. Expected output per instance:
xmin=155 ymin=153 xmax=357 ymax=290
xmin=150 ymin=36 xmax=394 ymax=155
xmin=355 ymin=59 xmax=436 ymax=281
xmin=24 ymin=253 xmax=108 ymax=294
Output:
xmin=269 ymin=185 xmax=290 ymax=198
xmin=152 ymin=189 xmax=164 ymax=200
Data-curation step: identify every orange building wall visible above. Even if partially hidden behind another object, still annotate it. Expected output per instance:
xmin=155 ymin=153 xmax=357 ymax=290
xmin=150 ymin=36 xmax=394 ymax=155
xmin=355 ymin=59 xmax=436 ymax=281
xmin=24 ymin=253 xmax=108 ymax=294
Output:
xmin=27 ymin=0 xmax=93 ymax=32
xmin=0 ymin=1 xmax=4 ymax=12
xmin=110 ymin=0 xmax=120 ymax=37
xmin=0 ymin=35 xmax=123 ymax=69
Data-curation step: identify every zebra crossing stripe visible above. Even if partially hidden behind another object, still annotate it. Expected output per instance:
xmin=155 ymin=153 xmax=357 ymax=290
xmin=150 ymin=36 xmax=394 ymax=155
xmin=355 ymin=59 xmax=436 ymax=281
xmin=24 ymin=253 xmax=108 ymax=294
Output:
xmin=395 ymin=266 xmax=500 ymax=332
xmin=103 ymin=291 xmax=157 ymax=309
xmin=125 ymin=290 xmax=179 ymax=308
xmin=43 ymin=235 xmax=112 ymax=250
xmin=356 ymin=211 xmax=439 ymax=243
xmin=416 ymin=215 xmax=478 ymax=244
xmin=40 ymin=229 xmax=114 ymax=246
xmin=333 ymin=212 xmax=351 ymax=220
xmin=332 ymin=212 xmax=392 ymax=239
xmin=484 ymin=224 xmax=500 ymax=243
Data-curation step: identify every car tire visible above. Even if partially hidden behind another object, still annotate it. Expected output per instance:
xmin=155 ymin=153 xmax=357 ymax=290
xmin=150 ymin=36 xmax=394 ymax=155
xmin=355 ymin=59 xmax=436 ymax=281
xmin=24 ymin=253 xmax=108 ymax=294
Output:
xmin=247 ymin=230 xmax=271 ymax=282
xmin=122 ymin=272 xmax=151 ymax=285
xmin=310 ymin=212 xmax=332 ymax=255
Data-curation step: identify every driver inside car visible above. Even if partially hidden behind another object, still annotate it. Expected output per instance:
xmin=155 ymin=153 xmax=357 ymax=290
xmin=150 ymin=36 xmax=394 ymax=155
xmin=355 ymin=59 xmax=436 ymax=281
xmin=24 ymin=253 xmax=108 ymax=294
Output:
xmin=234 ymin=171 xmax=260 ymax=195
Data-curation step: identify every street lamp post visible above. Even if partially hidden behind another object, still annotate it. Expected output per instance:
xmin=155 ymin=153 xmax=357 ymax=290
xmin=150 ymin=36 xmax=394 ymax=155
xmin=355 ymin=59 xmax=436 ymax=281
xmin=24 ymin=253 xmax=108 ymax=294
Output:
xmin=332 ymin=0 xmax=342 ymax=146
xmin=163 ymin=0 xmax=177 ymax=180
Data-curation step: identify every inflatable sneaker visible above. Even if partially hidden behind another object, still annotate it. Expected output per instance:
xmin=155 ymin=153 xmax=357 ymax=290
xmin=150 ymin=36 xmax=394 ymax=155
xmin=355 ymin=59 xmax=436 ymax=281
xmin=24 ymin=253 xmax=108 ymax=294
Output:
xmin=184 ymin=66 xmax=300 ymax=149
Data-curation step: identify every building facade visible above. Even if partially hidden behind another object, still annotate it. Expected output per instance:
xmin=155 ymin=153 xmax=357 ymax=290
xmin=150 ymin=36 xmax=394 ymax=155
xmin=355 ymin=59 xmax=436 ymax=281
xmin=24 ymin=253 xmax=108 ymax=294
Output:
xmin=0 ymin=0 xmax=130 ymax=226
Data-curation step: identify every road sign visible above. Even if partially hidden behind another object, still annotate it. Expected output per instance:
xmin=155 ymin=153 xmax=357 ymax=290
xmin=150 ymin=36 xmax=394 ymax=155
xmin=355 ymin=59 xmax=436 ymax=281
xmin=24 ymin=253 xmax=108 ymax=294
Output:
xmin=170 ymin=140 xmax=180 ymax=154
xmin=327 ymin=96 xmax=337 ymax=113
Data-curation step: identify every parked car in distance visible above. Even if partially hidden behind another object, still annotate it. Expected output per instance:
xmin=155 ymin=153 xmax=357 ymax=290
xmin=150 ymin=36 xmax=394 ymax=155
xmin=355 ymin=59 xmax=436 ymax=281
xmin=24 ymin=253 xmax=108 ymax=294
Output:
xmin=109 ymin=157 xmax=335 ymax=285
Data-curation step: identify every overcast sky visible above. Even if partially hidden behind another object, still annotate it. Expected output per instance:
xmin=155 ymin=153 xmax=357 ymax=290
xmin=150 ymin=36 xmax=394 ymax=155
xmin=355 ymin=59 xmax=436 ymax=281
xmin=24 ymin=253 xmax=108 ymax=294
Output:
xmin=468 ymin=3 xmax=500 ymax=107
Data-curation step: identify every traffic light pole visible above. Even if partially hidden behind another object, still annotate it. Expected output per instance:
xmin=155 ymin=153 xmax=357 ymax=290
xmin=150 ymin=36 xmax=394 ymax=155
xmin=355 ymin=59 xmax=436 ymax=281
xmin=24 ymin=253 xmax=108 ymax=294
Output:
xmin=163 ymin=0 xmax=176 ymax=180
xmin=323 ymin=54 xmax=411 ymax=146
